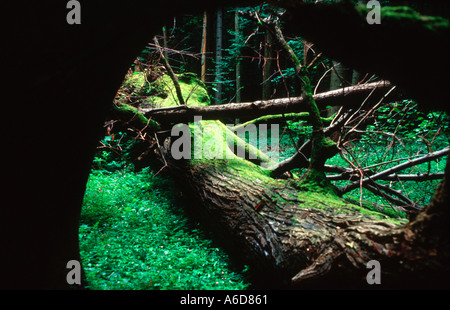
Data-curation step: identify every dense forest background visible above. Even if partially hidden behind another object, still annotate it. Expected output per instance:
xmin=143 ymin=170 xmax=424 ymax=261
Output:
xmin=78 ymin=0 xmax=449 ymax=289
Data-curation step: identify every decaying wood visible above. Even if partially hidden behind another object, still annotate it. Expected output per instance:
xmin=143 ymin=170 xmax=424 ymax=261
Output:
xmin=163 ymin=152 xmax=450 ymax=289
xmin=143 ymin=81 xmax=396 ymax=125
xmin=112 ymin=87 xmax=449 ymax=289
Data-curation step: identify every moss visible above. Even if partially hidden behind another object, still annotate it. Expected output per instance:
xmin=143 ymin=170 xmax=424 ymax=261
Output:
xmin=112 ymin=102 xmax=160 ymax=130
xmin=355 ymin=5 xmax=449 ymax=31
xmin=188 ymin=120 xmax=276 ymax=168
xmin=120 ymin=72 xmax=160 ymax=97
xmin=295 ymin=190 xmax=405 ymax=224
xmin=225 ymin=158 xmax=275 ymax=184
xmin=151 ymin=73 xmax=210 ymax=108
xmin=295 ymin=168 xmax=338 ymax=195
xmin=118 ymin=71 xmax=211 ymax=109
xmin=310 ymin=134 xmax=338 ymax=169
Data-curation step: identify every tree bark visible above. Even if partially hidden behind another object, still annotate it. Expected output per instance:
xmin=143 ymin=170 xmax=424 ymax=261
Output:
xmin=262 ymin=31 xmax=274 ymax=100
xmin=162 ymin=151 xmax=450 ymax=289
xmin=235 ymin=11 xmax=242 ymax=103
xmin=201 ymin=11 xmax=208 ymax=83
xmin=330 ymin=61 xmax=352 ymax=90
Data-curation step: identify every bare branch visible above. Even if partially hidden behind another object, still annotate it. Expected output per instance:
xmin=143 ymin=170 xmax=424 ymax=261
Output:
xmin=143 ymin=81 xmax=394 ymax=124
xmin=362 ymin=183 xmax=417 ymax=213
xmin=153 ymin=37 xmax=185 ymax=106
xmin=338 ymin=147 xmax=450 ymax=195
xmin=328 ymin=172 xmax=445 ymax=182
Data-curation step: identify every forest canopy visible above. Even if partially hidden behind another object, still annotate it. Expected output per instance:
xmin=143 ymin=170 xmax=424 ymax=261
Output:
xmin=82 ymin=0 xmax=449 ymax=289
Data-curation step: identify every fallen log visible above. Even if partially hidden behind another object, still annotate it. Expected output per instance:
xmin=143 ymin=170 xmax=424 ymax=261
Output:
xmin=163 ymin=149 xmax=450 ymax=289
xmin=113 ymin=68 xmax=449 ymax=289
xmin=143 ymin=81 xmax=396 ymax=125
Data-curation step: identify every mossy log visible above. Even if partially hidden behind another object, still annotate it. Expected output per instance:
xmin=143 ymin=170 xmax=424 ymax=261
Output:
xmin=149 ymin=118 xmax=449 ymax=289
xmin=163 ymin=153 xmax=449 ymax=289
xmin=112 ymin=71 xmax=449 ymax=289
xmin=162 ymin=150 xmax=450 ymax=288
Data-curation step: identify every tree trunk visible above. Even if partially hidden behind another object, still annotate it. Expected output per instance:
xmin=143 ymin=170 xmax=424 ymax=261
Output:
xmin=201 ymin=11 xmax=208 ymax=83
xmin=329 ymin=61 xmax=352 ymax=90
xmin=154 ymin=37 xmax=185 ymax=105
xmin=262 ymin=31 xmax=274 ymax=100
xmin=114 ymin=71 xmax=449 ymax=289
xmin=235 ymin=11 xmax=242 ymax=104
xmin=104 ymin=3 xmax=450 ymax=290
xmin=303 ymin=40 xmax=313 ymax=67
xmin=162 ymin=26 xmax=169 ymax=60
xmin=328 ymin=61 xmax=353 ymax=116
xmin=214 ymin=8 xmax=223 ymax=104
xmin=163 ymin=152 xmax=450 ymax=289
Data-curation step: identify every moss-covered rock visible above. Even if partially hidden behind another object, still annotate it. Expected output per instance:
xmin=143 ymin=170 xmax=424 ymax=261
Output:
xmin=117 ymin=71 xmax=211 ymax=109
xmin=154 ymin=73 xmax=210 ymax=107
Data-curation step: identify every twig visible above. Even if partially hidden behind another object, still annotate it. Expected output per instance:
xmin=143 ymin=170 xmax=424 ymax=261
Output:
xmin=153 ymin=37 xmax=185 ymax=106
xmin=152 ymin=133 xmax=168 ymax=178
xmin=338 ymin=147 xmax=450 ymax=194
xmin=328 ymin=172 xmax=445 ymax=181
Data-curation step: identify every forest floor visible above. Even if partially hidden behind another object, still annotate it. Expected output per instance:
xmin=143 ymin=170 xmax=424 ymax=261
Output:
xmin=79 ymin=167 xmax=251 ymax=290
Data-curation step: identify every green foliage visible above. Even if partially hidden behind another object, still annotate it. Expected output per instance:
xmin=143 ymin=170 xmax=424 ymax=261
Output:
xmin=91 ymin=132 xmax=137 ymax=172
xmin=328 ymin=100 xmax=449 ymax=214
xmin=80 ymin=168 xmax=250 ymax=290
xmin=270 ymin=98 xmax=449 ymax=218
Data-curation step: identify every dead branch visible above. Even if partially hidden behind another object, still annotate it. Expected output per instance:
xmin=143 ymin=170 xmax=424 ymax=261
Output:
xmin=328 ymin=172 xmax=445 ymax=182
xmin=338 ymin=147 xmax=450 ymax=195
xmin=143 ymin=80 xmax=393 ymax=124
xmin=153 ymin=37 xmax=185 ymax=106
xmin=364 ymin=180 xmax=418 ymax=208
xmin=363 ymin=182 xmax=412 ymax=209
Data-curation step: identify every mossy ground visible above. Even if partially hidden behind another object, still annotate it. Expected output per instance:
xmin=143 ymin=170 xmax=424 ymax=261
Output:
xmin=117 ymin=71 xmax=210 ymax=109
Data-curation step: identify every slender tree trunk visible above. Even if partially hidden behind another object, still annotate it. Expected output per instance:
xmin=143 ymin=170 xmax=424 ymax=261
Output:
xmin=235 ymin=11 xmax=242 ymax=103
xmin=328 ymin=61 xmax=353 ymax=116
xmin=351 ymin=69 xmax=362 ymax=85
xmin=162 ymin=26 xmax=168 ymax=59
xmin=262 ymin=31 xmax=274 ymax=100
xmin=201 ymin=11 xmax=208 ymax=83
xmin=329 ymin=61 xmax=352 ymax=90
xmin=303 ymin=40 xmax=313 ymax=67
xmin=215 ymin=8 xmax=223 ymax=104
xmin=143 ymin=81 xmax=395 ymax=124
xmin=154 ymin=37 xmax=185 ymax=106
